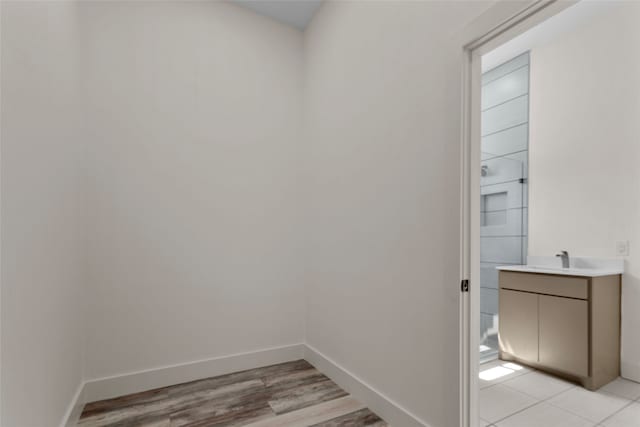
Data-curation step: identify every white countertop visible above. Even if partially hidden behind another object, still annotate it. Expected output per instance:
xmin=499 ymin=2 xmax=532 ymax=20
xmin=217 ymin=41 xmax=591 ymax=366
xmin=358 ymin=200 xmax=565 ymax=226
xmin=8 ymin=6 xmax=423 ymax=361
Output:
xmin=496 ymin=256 xmax=624 ymax=277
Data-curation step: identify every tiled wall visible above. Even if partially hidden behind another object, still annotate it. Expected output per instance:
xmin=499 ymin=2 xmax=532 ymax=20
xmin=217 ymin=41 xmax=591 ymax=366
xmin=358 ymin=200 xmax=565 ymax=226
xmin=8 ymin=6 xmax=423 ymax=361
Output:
xmin=480 ymin=53 xmax=529 ymax=356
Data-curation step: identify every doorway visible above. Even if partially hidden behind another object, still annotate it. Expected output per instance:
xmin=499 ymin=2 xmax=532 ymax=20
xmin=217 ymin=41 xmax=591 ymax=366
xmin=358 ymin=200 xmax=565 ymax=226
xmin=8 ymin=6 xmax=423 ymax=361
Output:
xmin=461 ymin=1 xmax=609 ymax=426
xmin=464 ymin=1 xmax=640 ymax=426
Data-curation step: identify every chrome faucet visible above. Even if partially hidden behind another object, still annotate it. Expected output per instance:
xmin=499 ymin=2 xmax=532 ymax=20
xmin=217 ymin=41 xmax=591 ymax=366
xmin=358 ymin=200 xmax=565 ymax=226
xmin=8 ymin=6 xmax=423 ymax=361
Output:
xmin=556 ymin=250 xmax=570 ymax=268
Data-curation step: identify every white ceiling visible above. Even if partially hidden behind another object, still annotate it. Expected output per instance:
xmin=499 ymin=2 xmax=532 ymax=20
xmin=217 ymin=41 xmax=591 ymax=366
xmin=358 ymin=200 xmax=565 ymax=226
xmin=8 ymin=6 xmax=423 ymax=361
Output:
xmin=230 ymin=0 xmax=323 ymax=30
xmin=482 ymin=0 xmax=616 ymax=72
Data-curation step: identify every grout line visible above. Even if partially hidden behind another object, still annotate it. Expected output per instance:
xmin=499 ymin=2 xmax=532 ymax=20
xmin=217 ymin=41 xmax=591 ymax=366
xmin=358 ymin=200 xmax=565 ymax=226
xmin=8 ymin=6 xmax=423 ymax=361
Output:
xmin=498 ymin=377 xmax=576 ymax=403
xmin=481 ymin=261 xmax=524 ymax=265
xmin=481 ymin=178 xmax=526 ymax=188
xmin=481 ymin=122 xmax=528 ymax=138
xmin=544 ymin=405 xmax=595 ymax=425
xmin=481 ymin=262 xmax=519 ymax=266
xmin=544 ymin=389 xmax=633 ymax=425
xmin=480 ymin=367 xmax=586 ymax=425
xmin=490 ymin=399 xmax=544 ymax=425
xmin=485 ymin=371 xmax=640 ymax=425
xmin=481 ymin=206 xmax=527 ymax=213
xmin=482 ymin=149 xmax=528 ymax=162
xmin=482 ymin=60 xmax=529 ymax=86
xmin=480 ymin=235 xmax=527 ymax=238
xmin=484 ymin=51 xmax=529 ymax=74
xmin=539 ymin=386 xmax=577 ymax=403
xmin=481 ymin=93 xmax=528 ymax=113
xmin=594 ymin=399 xmax=636 ymax=426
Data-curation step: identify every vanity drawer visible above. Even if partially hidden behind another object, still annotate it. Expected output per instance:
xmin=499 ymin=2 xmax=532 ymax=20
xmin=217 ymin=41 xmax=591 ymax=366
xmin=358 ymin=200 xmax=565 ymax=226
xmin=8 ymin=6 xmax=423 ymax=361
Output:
xmin=499 ymin=271 xmax=588 ymax=299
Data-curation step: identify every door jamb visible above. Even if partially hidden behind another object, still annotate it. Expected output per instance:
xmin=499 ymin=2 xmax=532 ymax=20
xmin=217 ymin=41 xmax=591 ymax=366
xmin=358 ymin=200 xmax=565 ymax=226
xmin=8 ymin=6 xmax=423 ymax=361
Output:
xmin=458 ymin=1 xmax=578 ymax=426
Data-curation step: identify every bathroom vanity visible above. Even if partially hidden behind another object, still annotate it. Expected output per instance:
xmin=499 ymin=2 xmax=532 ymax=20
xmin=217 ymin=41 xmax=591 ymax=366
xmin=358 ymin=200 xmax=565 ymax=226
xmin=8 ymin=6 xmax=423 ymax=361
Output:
xmin=497 ymin=259 xmax=623 ymax=390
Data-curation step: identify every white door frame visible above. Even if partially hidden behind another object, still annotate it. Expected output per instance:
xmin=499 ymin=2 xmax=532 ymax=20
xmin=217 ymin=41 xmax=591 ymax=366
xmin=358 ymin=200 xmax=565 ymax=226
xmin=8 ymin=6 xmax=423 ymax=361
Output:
xmin=458 ymin=1 xmax=578 ymax=426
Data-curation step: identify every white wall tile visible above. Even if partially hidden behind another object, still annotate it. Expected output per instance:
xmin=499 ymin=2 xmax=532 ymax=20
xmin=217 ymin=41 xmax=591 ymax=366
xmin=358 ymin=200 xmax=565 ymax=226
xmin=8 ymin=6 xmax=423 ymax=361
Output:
xmin=482 ymin=65 xmax=529 ymax=110
xmin=481 ymin=208 xmax=526 ymax=237
xmin=482 ymin=52 xmax=530 ymax=85
xmin=482 ymin=124 xmax=528 ymax=159
xmin=482 ymin=210 xmax=507 ymax=227
xmin=481 ymin=151 xmax=494 ymax=160
xmin=481 ymin=181 xmax=525 ymax=210
xmin=481 ymin=236 xmax=523 ymax=263
xmin=480 ymin=52 xmax=529 ymax=364
xmin=480 ymin=312 xmax=498 ymax=343
xmin=482 ymin=191 xmax=507 ymax=212
xmin=481 ymin=155 xmax=525 ymax=186
xmin=503 ymin=151 xmax=528 ymax=178
xmin=481 ymin=288 xmax=499 ymax=315
xmin=482 ymin=95 xmax=529 ymax=136
xmin=481 ymin=262 xmax=502 ymax=289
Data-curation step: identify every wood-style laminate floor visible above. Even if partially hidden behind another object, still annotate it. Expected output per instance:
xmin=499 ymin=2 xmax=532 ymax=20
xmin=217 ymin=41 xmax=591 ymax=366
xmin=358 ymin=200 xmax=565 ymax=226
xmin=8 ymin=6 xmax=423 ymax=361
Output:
xmin=78 ymin=360 xmax=389 ymax=427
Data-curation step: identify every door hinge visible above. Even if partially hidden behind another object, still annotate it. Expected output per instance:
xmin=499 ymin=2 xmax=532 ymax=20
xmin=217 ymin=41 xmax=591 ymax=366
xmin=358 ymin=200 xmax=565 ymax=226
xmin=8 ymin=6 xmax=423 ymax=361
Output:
xmin=461 ymin=279 xmax=470 ymax=293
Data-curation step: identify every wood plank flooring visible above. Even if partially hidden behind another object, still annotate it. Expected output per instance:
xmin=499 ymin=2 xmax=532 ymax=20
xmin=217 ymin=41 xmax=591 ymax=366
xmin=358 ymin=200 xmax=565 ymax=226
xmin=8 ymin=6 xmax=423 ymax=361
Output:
xmin=78 ymin=360 xmax=388 ymax=427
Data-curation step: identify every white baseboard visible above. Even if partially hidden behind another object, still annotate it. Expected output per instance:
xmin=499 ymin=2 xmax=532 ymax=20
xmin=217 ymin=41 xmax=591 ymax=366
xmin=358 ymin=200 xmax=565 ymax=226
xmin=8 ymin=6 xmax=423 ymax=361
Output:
xmin=303 ymin=344 xmax=430 ymax=427
xmin=60 ymin=382 xmax=86 ymax=427
xmin=83 ymin=343 xmax=305 ymax=403
xmin=621 ymin=360 xmax=640 ymax=383
xmin=61 ymin=343 xmax=427 ymax=427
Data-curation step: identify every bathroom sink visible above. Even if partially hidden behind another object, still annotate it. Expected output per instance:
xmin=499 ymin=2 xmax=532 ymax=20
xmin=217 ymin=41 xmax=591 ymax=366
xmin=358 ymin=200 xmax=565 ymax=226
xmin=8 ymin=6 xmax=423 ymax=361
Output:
xmin=496 ymin=256 xmax=624 ymax=277
xmin=525 ymin=265 xmax=571 ymax=272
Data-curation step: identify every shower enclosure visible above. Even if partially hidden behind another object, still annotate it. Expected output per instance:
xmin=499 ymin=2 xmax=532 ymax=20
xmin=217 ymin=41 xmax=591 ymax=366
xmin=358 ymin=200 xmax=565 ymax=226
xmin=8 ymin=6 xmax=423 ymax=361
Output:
xmin=479 ymin=52 xmax=529 ymax=362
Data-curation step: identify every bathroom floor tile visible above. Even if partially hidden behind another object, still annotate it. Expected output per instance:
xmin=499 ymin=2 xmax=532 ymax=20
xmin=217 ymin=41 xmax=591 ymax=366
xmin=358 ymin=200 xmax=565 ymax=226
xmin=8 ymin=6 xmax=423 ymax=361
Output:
xmin=480 ymin=384 xmax=537 ymax=423
xmin=479 ymin=360 xmax=533 ymax=389
xmin=600 ymin=401 xmax=640 ymax=427
xmin=599 ymin=377 xmax=640 ymax=401
xmin=501 ymin=371 xmax=575 ymax=400
xmin=548 ymin=387 xmax=630 ymax=423
xmin=495 ymin=402 xmax=595 ymax=427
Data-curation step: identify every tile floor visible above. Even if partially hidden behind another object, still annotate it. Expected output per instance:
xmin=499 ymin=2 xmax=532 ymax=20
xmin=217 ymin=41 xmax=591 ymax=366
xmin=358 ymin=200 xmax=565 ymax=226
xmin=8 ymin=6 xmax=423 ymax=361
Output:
xmin=479 ymin=359 xmax=640 ymax=427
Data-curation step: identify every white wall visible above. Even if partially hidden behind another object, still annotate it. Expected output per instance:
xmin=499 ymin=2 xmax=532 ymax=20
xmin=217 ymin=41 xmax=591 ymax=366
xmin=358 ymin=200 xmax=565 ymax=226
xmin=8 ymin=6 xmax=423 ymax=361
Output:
xmin=79 ymin=1 xmax=305 ymax=380
xmin=528 ymin=2 xmax=640 ymax=381
xmin=303 ymin=2 xmax=492 ymax=426
xmin=0 ymin=1 xmax=86 ymax=426
xmin=0 ymin=2 xmax=504 ymax=425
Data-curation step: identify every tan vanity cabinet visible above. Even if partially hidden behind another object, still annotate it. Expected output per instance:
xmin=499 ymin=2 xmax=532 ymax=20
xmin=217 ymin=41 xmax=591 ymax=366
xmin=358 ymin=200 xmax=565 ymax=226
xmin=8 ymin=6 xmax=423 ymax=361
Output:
xmin=499 ymin=289 xmax=538 ymax=362
xmin=498 ymin=270 xmax=621 ymax=390
xmin=538 ymin=295 xmax=589 ymax=377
